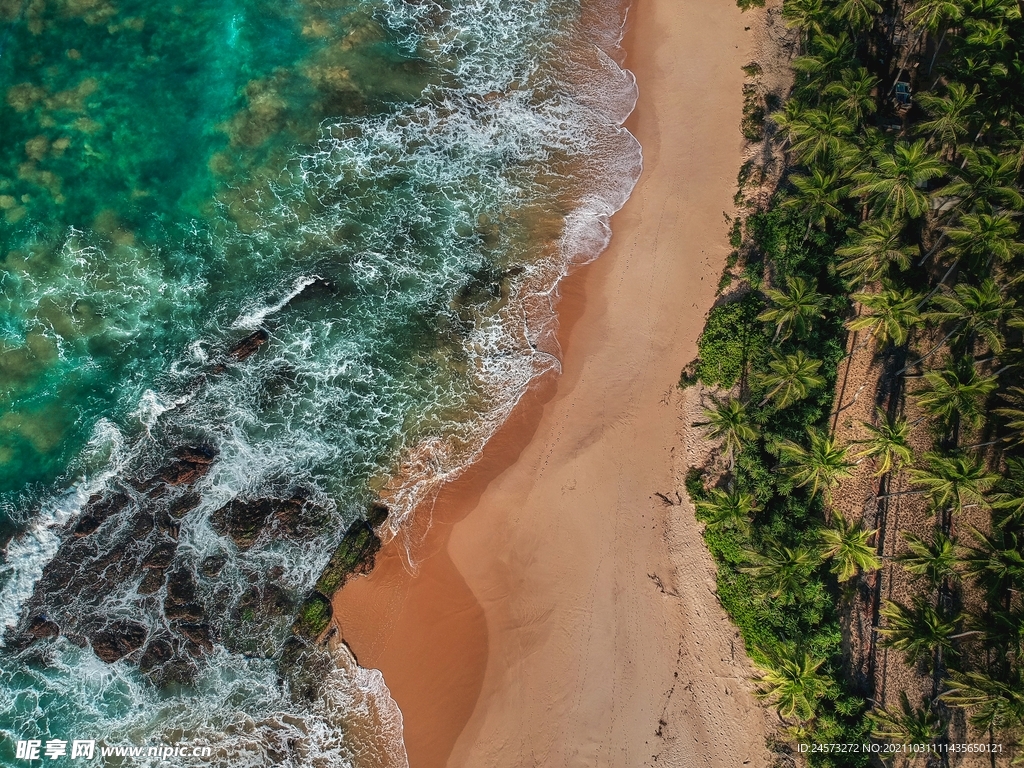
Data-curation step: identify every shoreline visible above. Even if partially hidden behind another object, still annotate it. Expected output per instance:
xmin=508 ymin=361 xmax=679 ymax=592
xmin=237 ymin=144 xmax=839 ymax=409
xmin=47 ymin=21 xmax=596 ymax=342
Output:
xmin=332 ymin=0 xmax=772 ymax=765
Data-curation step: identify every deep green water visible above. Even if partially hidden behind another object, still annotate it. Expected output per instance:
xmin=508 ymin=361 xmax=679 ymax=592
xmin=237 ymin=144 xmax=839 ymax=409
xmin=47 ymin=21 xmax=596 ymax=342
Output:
xmin=0 ymin=0 xmax=640 ymax=762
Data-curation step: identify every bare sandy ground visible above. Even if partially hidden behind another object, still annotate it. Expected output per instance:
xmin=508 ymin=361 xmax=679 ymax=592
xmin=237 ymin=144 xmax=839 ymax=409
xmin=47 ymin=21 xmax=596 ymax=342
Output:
xmin=333 ymin=0 xmax=774 ymax=765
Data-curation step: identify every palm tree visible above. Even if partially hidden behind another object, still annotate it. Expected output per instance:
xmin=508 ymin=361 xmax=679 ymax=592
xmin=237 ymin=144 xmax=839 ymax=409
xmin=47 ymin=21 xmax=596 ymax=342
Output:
xmin=779 ymin=427 xmax=854 ymax=500
xmin=917 ymin=82 xmax=978 ymax=159
xmin=926 ymin=278 xmax=1015 ymax=355
xmin=757 ymin=350 xmax=825 ymax=408
xmin=834 ymin=0 xmax=882 ymax=31
xmin=915 ymin=360 xmax=998 ymax=430
xmin=757 ymin=276 xmax=825 ymax=341
xmin=981 ymin=608 xmax=1024 ymax=659
xmin=897 ymin=531 xmax=962 ymax=586
xmin=868 ymin=692 xmax=944 ymax=746
xmin=878 ymin=598 xmax=962 ymax=668
xmin=782 ymin=169 xmax=850 ymax=240
xmin=754 ymin=650 xmax=831 ymax=722
xmin=788 ymin=107 xmax=857 ymax=165
xmin=781 ymin=0 xmax=829 ymax=45
xmin=695 ymin=398 xmax=759 ymax=471
xmin=695 ymin=487 xmax=760 ymax=531
xmin=942 ymin=668 xmax=1024 ymax=734
xmin=963 ymin=526 xmax=1024 ymax=604
xmin=854 ymin=408 xmax=914 ymax=475
xmin=908 ymin=452 xmax=999 ymax=515
xmin=741 ymin=542 xmax=818 ymax=600
xmin=836 ymin=217 xmax=915 ymax=285
xmin=824 ymin=67 xmax=879 ymax=125
xmin=938 ymin=146 xmax=1024 ymax=212
xmin=963 ymin=17 xmax=1013 ymax=54
xmin=906 ymin=0 xmax=963 ymax=34
xmin=941 ymin=211 xmax=1024 ymax=270
xmin=994 ymin=390 xmax=1024 ymax=449
xmin=792 ymin=33 xmax=855 ymax=90
xmin=848 ymin=284 xmax=924 ymax=347
xmin=819 ymin=510 xmax=881 ymax=581
xmin=852 ymin=140 xmax=946 ymax=220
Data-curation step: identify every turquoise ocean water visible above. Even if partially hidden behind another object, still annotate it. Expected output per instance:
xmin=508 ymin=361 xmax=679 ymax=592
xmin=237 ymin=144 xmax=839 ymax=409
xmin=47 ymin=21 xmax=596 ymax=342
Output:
xmin=0 ymin=0 xmax=640 ymax=763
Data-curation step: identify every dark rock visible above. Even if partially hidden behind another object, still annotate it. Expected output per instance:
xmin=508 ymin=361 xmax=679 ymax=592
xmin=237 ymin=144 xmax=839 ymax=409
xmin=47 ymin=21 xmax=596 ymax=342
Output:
xmin=167 ymin=492 xmax=201 ymax=519
xmin=367 ymin=502 xmax=389 ymax=528
xmin=137 ymin=568 xmax=166 ymax=595
xmin=73 ymin=493 xmax=130 ymax=537
xmin=227 ymin=329 xmax=270 ymax=362
xmin=176 ymin=622 xmax=214 ymax=652
xmin=139 ymin=637 xmax=174 ymax=672
xmin=199 ymin=554 xmax=227 ymax=578
xmin=173 ymin=445 xmax=217 ymax=465
xmin=156 ymin=510 xmax=180 ymax=540
xmin=278 ymin=636 xmax=333 ymax=702
xmin=142 ymin=542 xmax=176 ymax=569
xmin=272 ymin=498 xmax=305 ymax=530
xmin=27 ymin=615 xmax=59 ymax=640
xmin=160 ymin=657 xmax=198 ymax=686
xmin=129 ymin=511 xmax=155 ymax=539
xmin=314 ymin=515 xmax=384 ymax=596
xmin=91 ymin=620 xmax=148 ymax=663
xmin=164 ymin=568 xmax=203 ymax=622
xmin=210 ymin=498 xmax=276 ymax=550
xmin=158 ymin=458 xmax=213 ymax=487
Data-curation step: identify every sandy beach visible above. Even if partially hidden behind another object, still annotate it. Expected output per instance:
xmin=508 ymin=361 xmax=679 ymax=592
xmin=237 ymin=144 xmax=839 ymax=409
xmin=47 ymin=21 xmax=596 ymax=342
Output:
xmin=332 ymin=0 xmax=773 ymax=765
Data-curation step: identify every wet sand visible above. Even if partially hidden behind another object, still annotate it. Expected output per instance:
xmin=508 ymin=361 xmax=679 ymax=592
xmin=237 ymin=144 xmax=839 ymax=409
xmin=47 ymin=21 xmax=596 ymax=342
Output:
xmin=332 ymin=0 xmax=773 ymax=765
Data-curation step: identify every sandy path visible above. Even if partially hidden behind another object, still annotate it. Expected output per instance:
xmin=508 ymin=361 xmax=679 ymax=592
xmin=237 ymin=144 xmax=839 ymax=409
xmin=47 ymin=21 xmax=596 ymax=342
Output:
xmin=333 ymin=0 xmax=773 ymax=765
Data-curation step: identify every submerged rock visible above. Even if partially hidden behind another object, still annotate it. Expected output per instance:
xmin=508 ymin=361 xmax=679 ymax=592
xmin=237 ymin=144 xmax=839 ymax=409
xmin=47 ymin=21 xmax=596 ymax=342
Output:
xmin=227 ymin=329 xmax=270 ymax=361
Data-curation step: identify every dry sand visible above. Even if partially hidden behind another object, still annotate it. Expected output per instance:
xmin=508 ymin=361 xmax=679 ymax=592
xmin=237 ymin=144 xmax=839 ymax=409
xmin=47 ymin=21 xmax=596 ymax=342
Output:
xmin=332 ymin=0 xmax=775 ymax=765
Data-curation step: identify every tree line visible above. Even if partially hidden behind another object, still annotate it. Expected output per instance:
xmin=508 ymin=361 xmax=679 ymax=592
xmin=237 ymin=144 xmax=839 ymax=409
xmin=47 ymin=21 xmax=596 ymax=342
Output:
xmin=686 ymin=0 xmax=1024 ymax=763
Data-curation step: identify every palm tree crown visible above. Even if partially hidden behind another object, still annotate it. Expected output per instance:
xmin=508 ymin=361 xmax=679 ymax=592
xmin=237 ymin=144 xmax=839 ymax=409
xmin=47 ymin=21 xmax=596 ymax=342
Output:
xmin=852 ymin=140 xmax=946 ymax=220
xmin=916 ymin=360 xmax=998 ymax=430
xmin=854 ymin=408 xmax=914 ymax=475
xmin=779 ymin=427 xmax=854 ymax=500
xmin=848 ymin=284 xmax=924 ymax=347
xmin=695 ymin=487 xmax=760 ymax=531
xmin=897 ymin=531 xmax=963 ymax=586
xmin=836 ymin=217 xmax=915 ymax=285
xmin=926 ymin=278 xmax=1016 ymax=354
xmin=908 ymin=452 xmax=1000 ymax=514
xmin=757 ymin=350 xmax=826 ymax=408
xmin=819 ymin=510 xmax=881 ymax=581
xmin=878 ymin=598 xmax=962 ymax=666
xmin=758 ymin=276 xmax=826 ymax=341
xmin=754 ymin=651 xmax=831 ymax=722
xmin=696 ymin=398 xmax=759 ymax=469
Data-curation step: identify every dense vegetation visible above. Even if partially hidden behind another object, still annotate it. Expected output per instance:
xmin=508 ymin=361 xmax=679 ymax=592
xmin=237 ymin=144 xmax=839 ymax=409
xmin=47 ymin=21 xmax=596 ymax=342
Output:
xmin=686 ymin=0 xmax=1024 ymax=763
